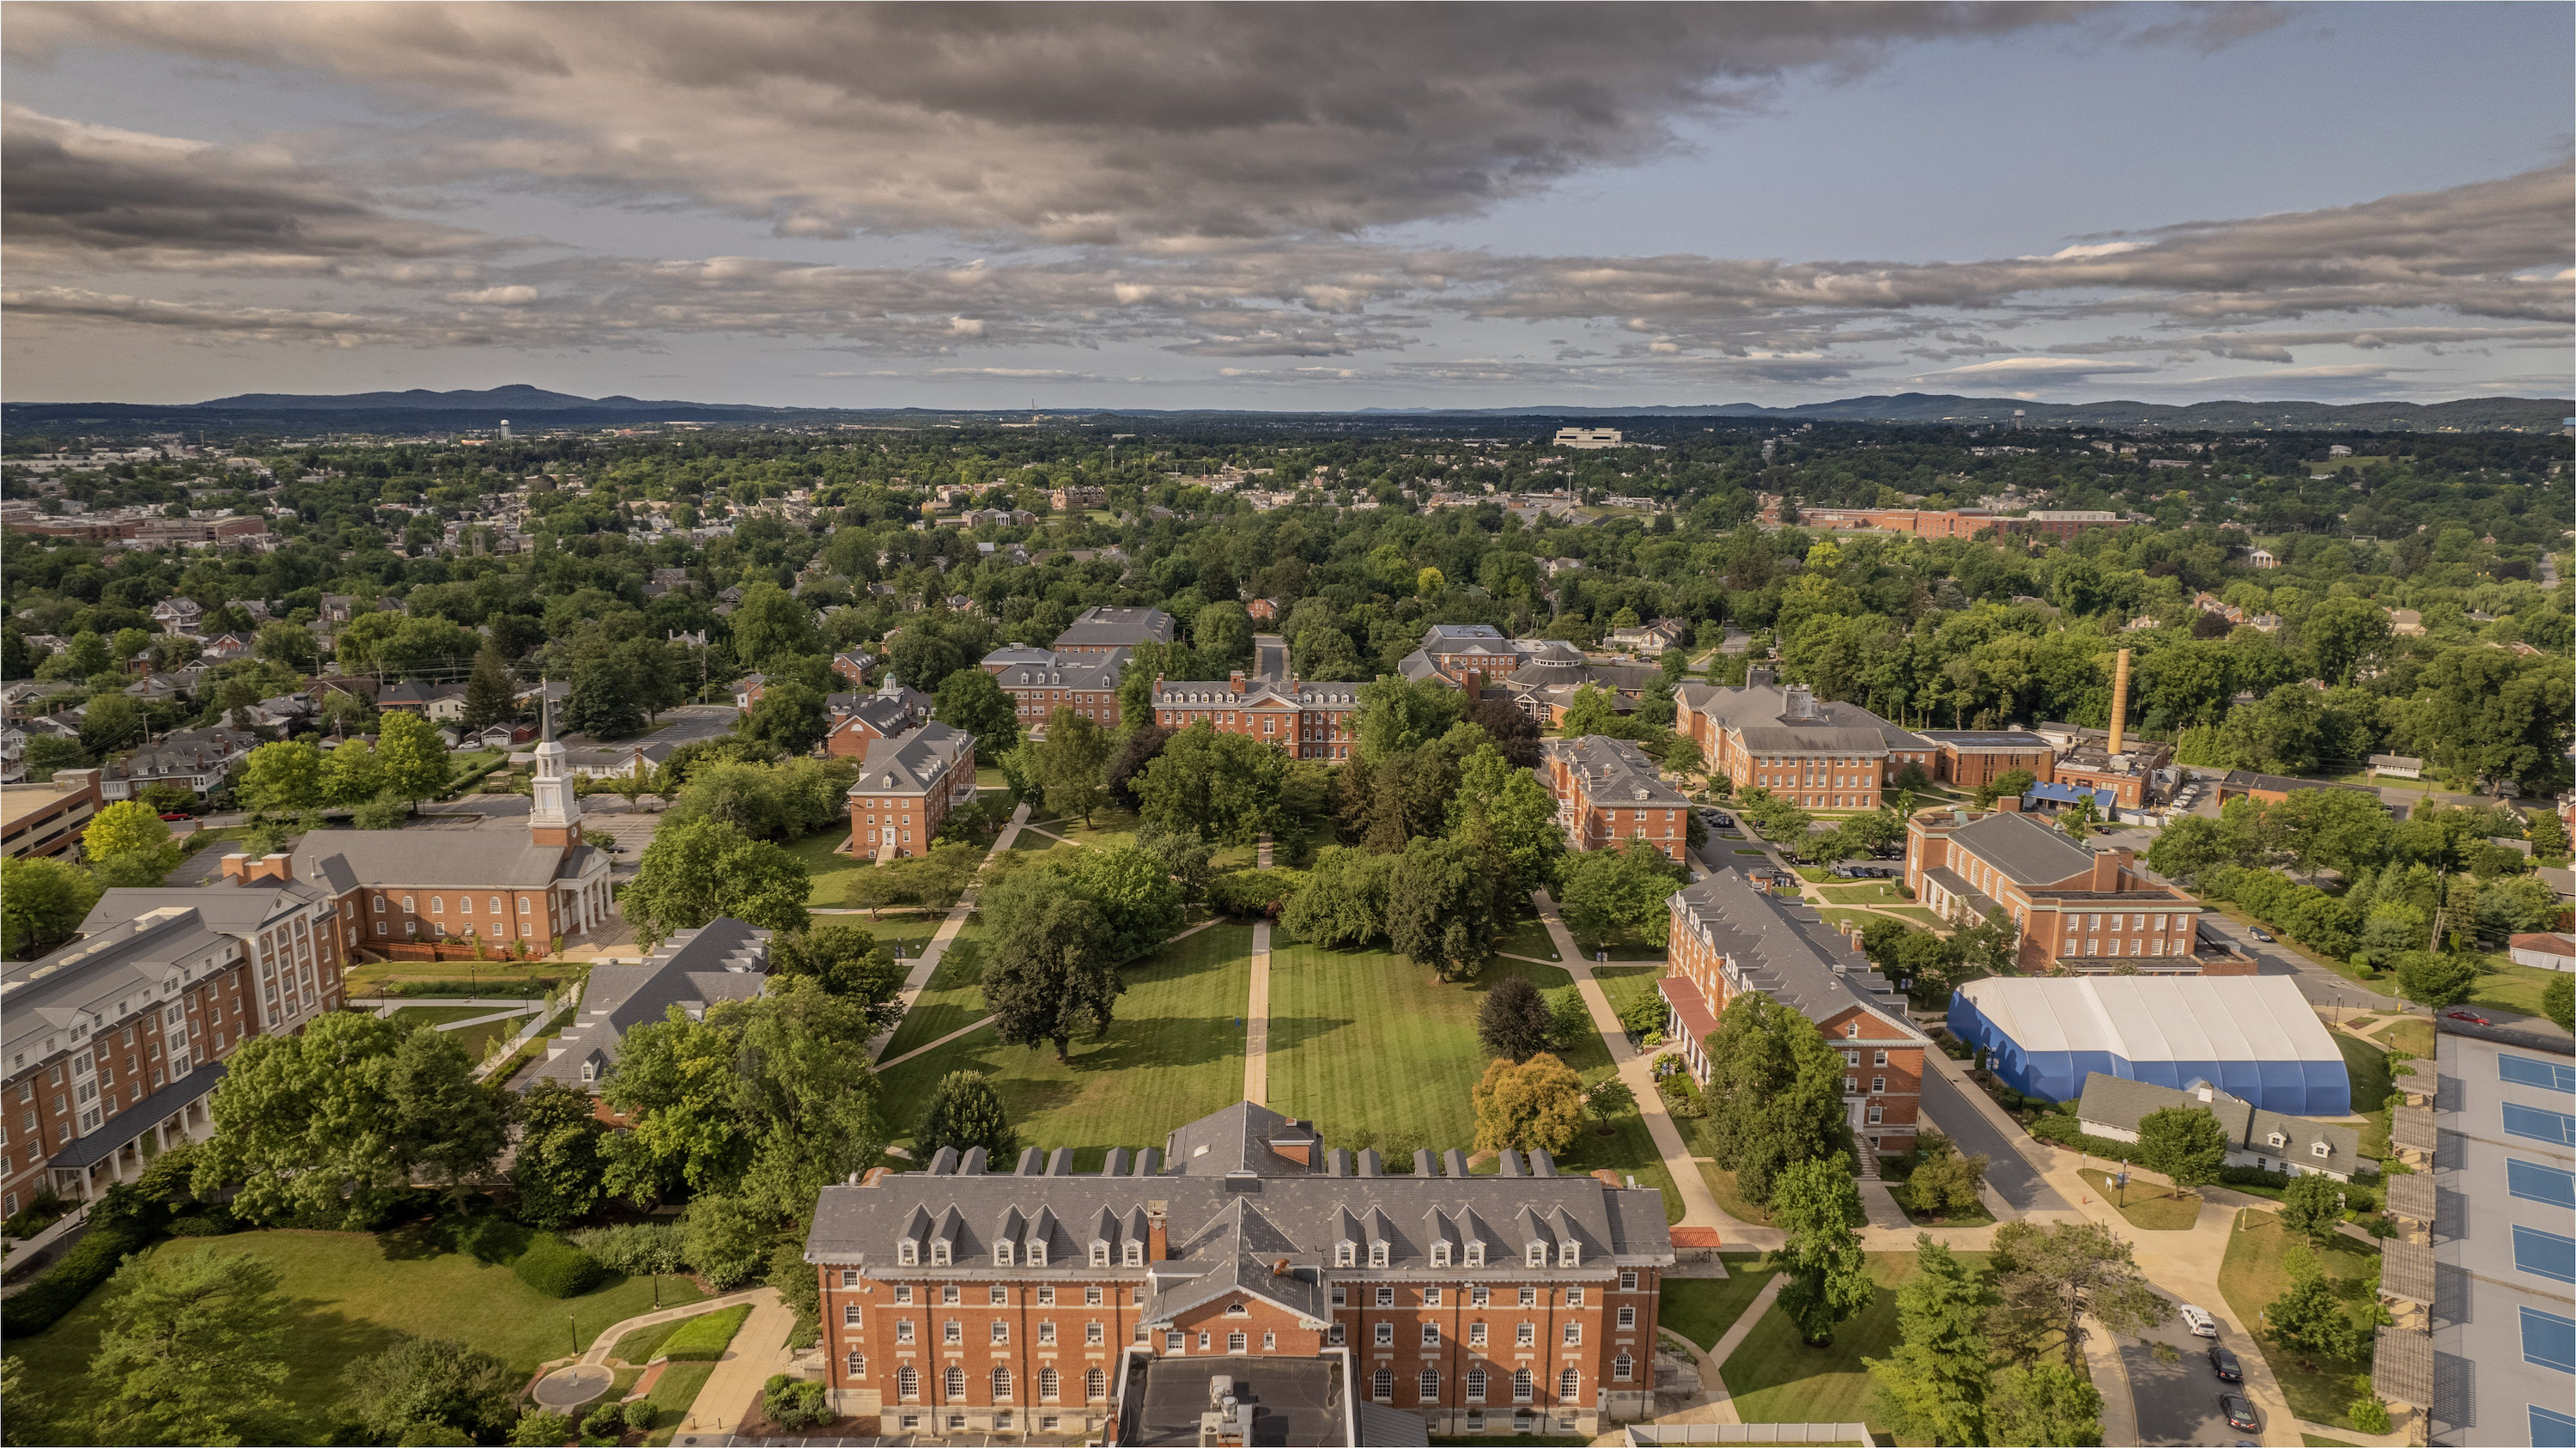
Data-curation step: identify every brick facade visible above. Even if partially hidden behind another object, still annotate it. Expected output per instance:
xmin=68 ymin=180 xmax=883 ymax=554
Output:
xmin=1905 ymin=805 xmax=2248 ymax=975
xmin=1540 ymin=736 xmax=1690 ymax=862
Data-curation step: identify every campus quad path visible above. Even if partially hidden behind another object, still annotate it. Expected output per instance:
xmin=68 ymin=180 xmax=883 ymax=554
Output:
xmin=860 ymin=799 xmax=1030 ymax=1063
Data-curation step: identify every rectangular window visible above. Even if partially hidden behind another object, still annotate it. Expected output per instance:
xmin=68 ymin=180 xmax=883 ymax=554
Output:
xmin=2502 ymin=1055 xmax=2576 ymax=1093
xmin=1467 ymin=1323 xmax=1486 ymax=1348
xmin=1617 ymin=1305 xmax=1637 ymax=1329
xmin=2506 ymin=1103 xmax=2576 ymax=1146
xmin=2515 ymin=1226 xmax=2576 ymax=1285
xmin=2532 ymin=1404 xmax=2576 ymax=1448
xmin=1375 ymin=1322 xmax=1394 ymax=1347
xmin=2511 ymin=1158 xmax=2576 ymax=1208
xmin=2524 ymin=1306 xmax=2576 ymax=1374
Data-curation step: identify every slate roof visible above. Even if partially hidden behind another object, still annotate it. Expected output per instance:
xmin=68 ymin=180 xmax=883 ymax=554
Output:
xmin=295 ymin=831 xmax=593 ymax=889
xmin=991 ymin=648 xmax=1128 ymax=693
xmin=532 ymin=917 xmax=769 ymax=1089
xmin=1055 ymin=605 xmax=1175 ymax=648
xmin=2 ymin=907 xmax=242 ymax=1068
xmin=1419 ymin=624 xmax=1519 ymax=657
xmin=1919 ymin=729 xmax=2052 ymax=751
xmin=853 ymin=721 xmax=973 ymax=794
xmin=1665 ymin=870 xmax=1922 ymax=1037
xmin=2074 ymin=1072 xmax=2359 ymax=1165
xmin=1675 ymin=679 xmax=1931 ymax=757
xmin=1544 ymin=734 xmax=1689 ymax=808
xmin=1942 ymin=810 xmax=2100 ymax=886
xmin=805 ymin=1103 xmax=1674 ymax=1283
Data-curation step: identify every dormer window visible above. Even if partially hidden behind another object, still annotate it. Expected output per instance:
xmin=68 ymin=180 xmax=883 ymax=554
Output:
xmin=1431 ymin=1243 xmax=1452 ymax=1267
xmin=1122 ymin=1243 xmax=1143 ymax=1268
xmin=1369 ymin=1243 xmax=1388 ymax=1268
xmin=2312 ymin=1141 xmax=2331 ymax=1159
xmin=898 ymin=1241 xmax=919 ymax=1266
xmin=1558 ymin=1243 xmax=1580 ymax=1268
xmin=1466 ymin=1243 xmax=1485 ymax=1268
xmin=994 ymin=1243 xmax=1014 ymax=1267
xmin=1091 ymin=1242 xmax=1110 ymax=1268
xmin=1526 ymin=1243 xmax=1546 ymax=1268
xmin=1336 ymin=1243 xmax=1356 ymax=1268
xmin=2268 ymin=1132 xmax=2287 ymax=1148
xmin=1028 ymin=1242 xmax=1046 ymax=1267
xmin=931 ymin=1241 xmax=951 ymax=1266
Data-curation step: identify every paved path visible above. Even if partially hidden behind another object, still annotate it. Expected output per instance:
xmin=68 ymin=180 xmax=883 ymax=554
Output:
xmin=865 ymin=800 xmax=1030 ymax=1063
xmin=1917 ymin=1049 xmax=2077 ymax=1217
xmin=1244 ymin=922 xmax=1273 ymax=1106
xmin=674 ymin=1288 xmax=795 ymax=1440
xmin=574 ymin=1289 xmax=769 ymax=1367
xmin=1530 ymin=889 xmax=1747 ymax=1241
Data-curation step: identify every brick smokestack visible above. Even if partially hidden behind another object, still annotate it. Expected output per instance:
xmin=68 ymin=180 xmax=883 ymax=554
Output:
xmin=1146 ymin=1201 xmax=1169 ymax=1262
xmin=2107 ymin=648 xmax=2131 ymax=757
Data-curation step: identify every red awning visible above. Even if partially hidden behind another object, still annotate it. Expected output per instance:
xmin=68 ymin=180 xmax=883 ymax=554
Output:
xmin=1658 ymin=976 xmax=1719 ymax=1042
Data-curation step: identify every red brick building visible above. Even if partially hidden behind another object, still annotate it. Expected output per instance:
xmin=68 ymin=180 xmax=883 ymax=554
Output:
xmin=1917 ymin=730 xmax=2057 ymax=790
xmin=850 ymin=721 xmax=979 ymax=861
xmin=1660 ymin=871 xmax=1928 ymax=1165
xmin=1053 ymin=605 xmax=1174 ymax=657
xmin=1675 ymin=672 xmax=1935 ymax=809
xmin=1539 ymin=736 xmax=1691 ymax=862
xmin=803 ymin=1103 xmax=1674 ymax=1440
xmin=825 ymin=684 xmax=932 ymax=758
xmin=983 ymin=648 xmax=1129 ymax=737
xmin=1151 ymin=637 xmax=1361 ymax=763
xmin=1905 ymin=804 xmax=2249 ymax=975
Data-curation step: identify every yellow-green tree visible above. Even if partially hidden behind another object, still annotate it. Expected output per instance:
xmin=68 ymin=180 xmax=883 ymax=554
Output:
xmin=83 ymin=800 xmax=180 ymax=888
xmin=1471 ymin=1052 xmax=1583 ymax=1155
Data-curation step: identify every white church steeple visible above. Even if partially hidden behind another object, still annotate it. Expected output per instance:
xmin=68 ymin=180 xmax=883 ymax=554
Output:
xmin=530 ymin=684 xmax=581 ymax=850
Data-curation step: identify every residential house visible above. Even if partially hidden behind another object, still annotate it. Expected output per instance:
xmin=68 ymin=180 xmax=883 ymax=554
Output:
xmin=2075 ymin=1074 xmax=2360 ymax=1181
xmin=150 ymin=598 xmax=205 ymax=635
xmin=1603 ymin=618 xmax=1688 ymax=657
xmin=532 ymin=919 xmax=769 ymax=1092
xmin=101 ymin=727 xmax=260 ymax=801
xmin=802 ymin=1100 xmax=1672 ymax=1439
xmin=2506 ymin=934 xmax=2576 ymax=973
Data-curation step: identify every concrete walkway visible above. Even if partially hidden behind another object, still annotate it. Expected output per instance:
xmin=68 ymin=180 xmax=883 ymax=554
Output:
xmin=674 ymin=1287 xmax=795 ymax=1441
xmin=578 ymin=1288 xmax=769 ymax=1367
xmin=1531 ymin=888 xmax=1750 ymax=1243
xmin=2079 ymin=1311 xmax=2142 ymax=1448
xmin=1244 ymin=922 xmax=1274 ymax=1105
xmin=865 ymin=799 xmax=1030 ymax=1063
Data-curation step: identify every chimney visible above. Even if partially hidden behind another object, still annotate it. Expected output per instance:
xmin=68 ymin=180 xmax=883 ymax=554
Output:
xmin=244 ymin=853 xmax=294 ymax=885
xmin=1229 ymin=670 xmax=1246 ymax=696
xmin=2106 ymin=648 xmax=2131 ymax=757
xmin=219 ymin=851 xmax=249 ymax=880
xmin=1996 ymin=795 xmax=2022 ymax=813
xmin=1146 ymin=1201 xmax=1169 ymax=1262
xmin=1272 ymin=1258 xmax=1290 ymax=1278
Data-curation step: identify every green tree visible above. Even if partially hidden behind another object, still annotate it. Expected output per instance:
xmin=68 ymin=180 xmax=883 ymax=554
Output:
xmin=1864 ymin=1236 xmax=1995 ymax=1447
xmin=83 ymin=799 xmax=181 ymax=888
xmin=621 ymin=816 xmax=812 ymax=944
xmin=979 ymin=873 xmax=1121 ymax=1062
xmin=1898 ymin=1133 xmax=1990 ymax=1221
xmin=934 ymin=666 xmax=1020 ymax=754
xmin=1554 ymin=841 xmax=1689 ymax=948
xmin=1585 ymin=1077 xmax=1637 ymax=1123
xmin=84 ymin=1246 xmax=292 ymax=1448
xmin=1698 ymin=992 xmax=1854 ymax=1204
xmin=510 ymin=1081 xmax=610 ymax=1231
xmin=78 ymin=692 xmax=146 ymax=761
xmin=601 ymin=1007 xmax=745 ymax=1201
xmin=1192 ymin=599 xmax=1254 ymax=669
xmin=1351 ymin=675 xmax=1464 ymax=764
xmin=1769 ymin=1157 xmax=1872 ymax=1345
xmin=2528 ymin=807 xmax=2570 ymax=866
xmin=1134 ymin=721 xmax=1287 ymax=844
xmin=731 ymin=581 xmax=823 ymax=674
xmin=1034 ymin=708 xmax=1113 ymax=825
xmin=342 ymin=1335 xmax=522 ymax=1445
xmin=565 ymin=650 xmax=647 ymax=738
xmin=1973 ymin=768 xmax=2038 ymax=809
xmin=738 ymin=679 xmax=831 ymax=757
xmin=1056 ymin=844 xmax=1185 ymax=963
xmin=2301 ymin=594 xmax=2393 ymax=685
xmin=1448 ymin=743 xmax=1564 ymax=891
xmin=2 ymin=854 xmax=103 ymax=958
xmin=1279 ymin=846 xmax=1394 ymax=947
xmin=1470 ymin=1052 xmax=1583 ymax=1155
xmin=61 ymin=630 xmax=113 ymax=678
xmin=1477 ymin=976 xmax=1558 ymax=1062
xmin=195 ymin=1013 xmax=507 ymax=1227
xmin=237 ymin=740 xmax=323 ymax=816
xmin=2135 ymin=1105 xmax=2229 ymax=1198
xmin=1136 ymin=818 xmax=1216 ymax=903
xmin=2279 ymin=1172 xmax=2345 ymax=1246
xmin=2266 ymin=1256 xmax=2366 ymax=1362
xmin=1986 ymin=1220 xmax=2169 ymax=1366
xmin=375 ymin=709 xmax=454 ymax=808
xmin=2544 ymin=972 xmax=2573 ymax=1032
xmin=918 ymin=1071 xmax=1014 ymax=1158
xmin=1386 ymin=833 xmax=1503 ymax=981
xmin=461 ymin=641 xmax=518 ymax=732
xmin=2394 ymin=950 xmax=2477 ymax=1009
xmin=1986 ymin=1360 xmax=2103 ymax=1448
xmin=768 ymin=923 xmax=905 ymax=1028
xmin=679 ymin=1193 xmax=773 ymax=1289
xmin=320 ymin=737 xmax=386 ymax=806
xmin=1558 ymin=683 xmax=1621 ymax=739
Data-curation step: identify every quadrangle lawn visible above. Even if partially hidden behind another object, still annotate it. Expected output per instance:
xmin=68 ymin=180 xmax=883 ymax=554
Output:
xmin=782 ymin=828 xmax=865 ymax=903
xmin=1722 ymin=1250 xmax=1993 ymax=1432
xmin=388 ymin=1004 xmax=511 ymax=1027
xmin=1659 ymin=1258 xmax=1779 ymax=1351
xmin=878 ymin=925 xmax=989 ymax=1059
xmin=2 ymin=1226 xmax=706 ymax=1443
xmin=873 ymin=924 xmax=1256 ymax=1168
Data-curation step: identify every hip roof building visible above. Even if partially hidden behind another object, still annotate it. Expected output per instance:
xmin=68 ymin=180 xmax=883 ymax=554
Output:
xmin=1946 ymin=975 xmax=2348 ymax=1116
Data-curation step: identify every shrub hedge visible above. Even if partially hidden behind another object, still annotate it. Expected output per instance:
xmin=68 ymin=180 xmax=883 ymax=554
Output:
xmin=511 ymin=1232 xmax=604 ymax=1299
xmin=1 ymin=1217 xmax=154 ymax=1338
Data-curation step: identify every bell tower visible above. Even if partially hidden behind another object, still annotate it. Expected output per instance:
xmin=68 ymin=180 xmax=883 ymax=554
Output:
xmin=530 ymin=685 xmax=581 ymax=853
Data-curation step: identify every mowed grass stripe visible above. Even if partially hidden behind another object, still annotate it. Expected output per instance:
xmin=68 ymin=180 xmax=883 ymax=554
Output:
xmin=875 ymin=924 xmax=1255 ymax=1166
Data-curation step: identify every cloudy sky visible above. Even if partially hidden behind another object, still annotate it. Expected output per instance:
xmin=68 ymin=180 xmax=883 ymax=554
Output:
xmin=3 ymin=2 xmax=2570 ymax=410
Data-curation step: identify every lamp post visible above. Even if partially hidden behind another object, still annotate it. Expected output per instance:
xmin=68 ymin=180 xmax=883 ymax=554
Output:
xmin=569 ymin=1314 xmax=579 ymax=1358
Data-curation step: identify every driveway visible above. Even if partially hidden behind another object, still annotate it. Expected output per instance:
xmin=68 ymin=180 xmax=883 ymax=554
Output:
xmin=1918 ymin=1062 xmax=2075 ymax=1215
xmin=2118 ymin=1313 xmax=2246 ymax=1445
xmin=2198 ymin=918 xmax=2406 ymax=1013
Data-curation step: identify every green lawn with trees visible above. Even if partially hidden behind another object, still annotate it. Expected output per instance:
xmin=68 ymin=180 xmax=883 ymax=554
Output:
xmin=2217 ymin=1210 xmax=2389 ymax=1432
xmin=1658 ymin=1258 xmax=1780 ymax=1351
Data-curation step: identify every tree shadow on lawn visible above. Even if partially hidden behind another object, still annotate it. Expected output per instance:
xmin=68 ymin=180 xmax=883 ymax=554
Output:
xmin=1260 ymin=1013 xmax=1357 ymax=1058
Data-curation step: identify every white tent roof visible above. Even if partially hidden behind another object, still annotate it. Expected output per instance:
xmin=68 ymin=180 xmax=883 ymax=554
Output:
xmin=1953 ymin=976 xmax=2340 ymax=1068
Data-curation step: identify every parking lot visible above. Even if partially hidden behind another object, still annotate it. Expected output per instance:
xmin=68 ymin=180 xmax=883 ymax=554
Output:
xmin=2117 ymin=1303 xmax=2250 ymax=1445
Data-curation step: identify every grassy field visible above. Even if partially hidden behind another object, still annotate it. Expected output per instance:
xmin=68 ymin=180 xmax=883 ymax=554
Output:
xmin=872 ymin=925 xmax=1255 ymax=1165
xmin=1660 ymin=1258 xmax=1778 ymax=1351
xmin=1815 ymin=882 xmax=1909 ymax=905
xmin=2216 ymin=1209 xmax=2385 ymax=1432
xmin=1564 ymin=923 xmax=1664 ymax=962
xmin=641 ymin=1357 xmax=726 ymax=1445
xmin=1024 ymin=805 xmax=1143 ymax=854
xmin=1591 ymin=966 xmax=1665 ymax=1031
xmin=343 ymin=956 xmax=574 ymax=997
xmin=388 ymin=1004 xmax=513 ymax=1027
xmin=783 ymin=828 xmax=868 ymax=903
xmin=2359 ymin=1015 xmax=2433 ymax=1058
xmin=2469 ymin=954 xmax=2567 ymax=1018
xmin=1493 ymin=912 xmax=1563 ymax=962
xmin=2 ymin=1226 xmax=707 ymax=1442
xmin=1266 ymin=942 xmax=1682 ymax=1220
xmin=2080 ymin=1168 xmax=2202 ymax=1229
xmin=1819 ymin=906 xmax=1947 ymax=933
xmin=1694 ymin=1163 xmax=1773 ymax=1226
xmin=1723 ymin=1250 xmax=1991 ymax=1430
xmin=878 ymin=929 xmax=990 ymax=1059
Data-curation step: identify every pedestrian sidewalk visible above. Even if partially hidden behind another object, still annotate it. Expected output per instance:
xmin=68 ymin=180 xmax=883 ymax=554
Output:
xmin=578 ymin=1288 xmax=769 ymax=1367
xmin=1243 ymin=922 xmax=1273 ymax=1106
xmin=675 ymin=1288 xmax=794 ymax=1440
xmin=865 ymin=799 xmax=1030 ymax=1063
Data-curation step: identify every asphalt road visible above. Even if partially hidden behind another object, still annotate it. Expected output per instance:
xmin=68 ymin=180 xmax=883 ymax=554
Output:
xmin=2196 ymin=917 xmax=2408 ymax=1014
xmin=2118 ymin=1308 xmax=2249 ymax=1445
xmin=1917 ymin=1067 xmax=2075 ymax=1214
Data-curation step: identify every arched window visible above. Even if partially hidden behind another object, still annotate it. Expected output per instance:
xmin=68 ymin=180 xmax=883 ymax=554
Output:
xmin=1085 ymin=1367 xmax=1107 ymax=1401
xmin=897 ymin=1366 xmax=920 ymax=1401
xmin=993 ymin=1241 xmax=1013 ymax=1267
xmin=489 ymin=896 xmax=502 ymax=916
xmin=1418 ymin=1368 xmax=1440 ymax=1402
xmin=930 ymin=1240 xmax=951 ymax=1266
xmin=1613 ymin=1353 xmax=1634 ymax=1382
xmin=845 ymin=1351 xmax=865 ymax=1378
xmin=1525 ymin=1242 xmax=1546 ymax=1268
xmin=1091 ymin=1241 xmax=1110 ymax=1267
xmin=1369 ymin=1241 xmax=1389 ymax=1268
xmin=1465 ymin=1242 xmax=1485 ymax=1267
xmin=1039 ymin=1366 xmax=1060 ymax=1400
xmin=896 ymin=1240 xmax=918 ymax=1266
xmin=1431 ymin=1242 xmax=1451 ymax=1267
xmin=459 ymin=895 xmax=473 ymax=914
xmin=991 ymin=1366 xmax=1012 ymax=1401
xmin=430 ymin=896 xmax=444 ymax=914
xmin=1123 ymin=1242 xmax=1144 ymax=1267
xmin=943 ymin=1366 xmax=965 ymax=1401
xmin=1512 ymin=1368 xmax=1534 ymax=1402
xmin=403 ymin=895 xmax=416 ymax=913
xmin=1465 ymin=1367 xmax=1488 ymax=1403
xmin=1371 ymin=1368 xmax=1394 ymax=1402
xmin=1558 ymin=1367 xmax=1580 ymax=1402
xmin=1334 ymin=1242 xmax=1356 ymax=1267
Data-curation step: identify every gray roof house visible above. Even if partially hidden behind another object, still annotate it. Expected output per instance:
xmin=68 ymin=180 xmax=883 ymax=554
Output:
xmin=532 ymin=918 xmax=770 ymax=1090
xmin=2075 ymin=1071 xmax=2362 ymax=1181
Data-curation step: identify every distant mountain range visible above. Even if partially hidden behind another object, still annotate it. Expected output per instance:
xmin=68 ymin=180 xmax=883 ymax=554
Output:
xmin=3 ymin=385 xmax=2566 ymax=435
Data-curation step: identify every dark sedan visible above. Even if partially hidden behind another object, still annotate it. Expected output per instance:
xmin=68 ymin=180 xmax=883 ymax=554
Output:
xmin=2208 ymin=1345 xmax=2242 ymax=1383
xmin=2221 ymin=1392 xmax=2259 ymax=1432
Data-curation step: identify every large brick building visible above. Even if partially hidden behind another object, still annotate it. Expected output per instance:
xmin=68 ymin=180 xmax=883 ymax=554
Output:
xmin=2 ymin=860 xmax=346 ymax=1214
xmin=850 ymin=722 xmax=980 ymax=861
xmin=826 ymin=682 xmax=933 ymax=758
xmin=1660 ymin=870 xmax=1928 ymax=1165
xmin=1676 ymin=672 xmax=1936 ymax=810
xmin=1151 ymin=637 xmax=1361 ymax=763
xmin=984 ymin=647 xmax=1131 ymax=737
xmin=1539 ymin=736 xmax=1691 ymax=862
xmin=1915 ymin=730 xmax=2057 ymax=790
xmin=803 ymin=1102 xmax=1675 ymax=1441
xmin=1053 ymin=606 xmax=1174 ymax=657
xmin=1904 ymin=805 xmax=2248 ymax=975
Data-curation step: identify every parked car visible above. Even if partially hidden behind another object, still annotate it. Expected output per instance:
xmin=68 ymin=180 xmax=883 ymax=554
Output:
xmin=2248 ymin=928 xmax=2275 ymax=942
xmin=1705 ymin=811 xmax=1734 ymax=828
xmin=2220 ymin=1393 xmax=2259 ymax=1433
xmin=2180 ymin=1304 xmax=2219 ymax=1337
xmin=2208 ymin=1345 xmax=2241 ymax=1382
xmin=2445 ymin=1008 xmax=2493 ymax=1025
xmin=158 ymin=812 xmax=192 ymax=822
